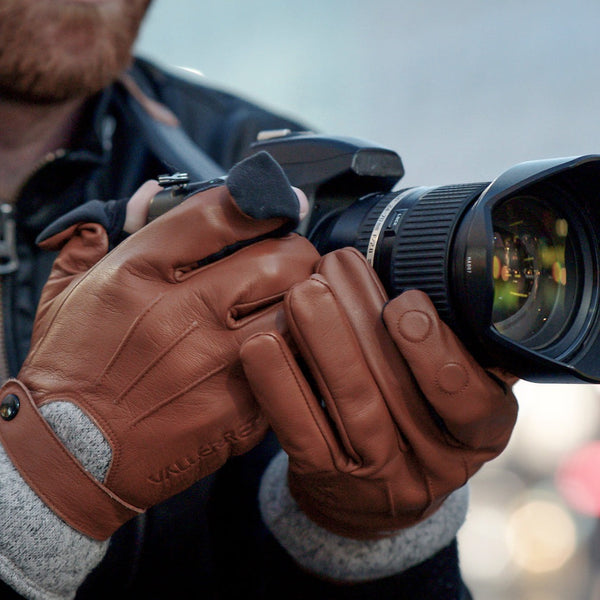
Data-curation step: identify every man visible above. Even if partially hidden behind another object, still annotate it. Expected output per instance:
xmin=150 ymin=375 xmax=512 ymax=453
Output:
xmin=0 ymin=1 xmax=518 ymax=598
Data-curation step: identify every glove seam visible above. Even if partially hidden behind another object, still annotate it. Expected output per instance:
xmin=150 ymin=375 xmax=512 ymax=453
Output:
xmin=114 ymin=320 xmax=200 ymax=406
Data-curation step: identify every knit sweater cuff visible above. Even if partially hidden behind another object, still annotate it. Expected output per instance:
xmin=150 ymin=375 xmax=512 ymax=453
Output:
xmin=0 ymin=402 xmax=110 ymax=600
xmin=259 ymin=450 xmax=469 ymax=582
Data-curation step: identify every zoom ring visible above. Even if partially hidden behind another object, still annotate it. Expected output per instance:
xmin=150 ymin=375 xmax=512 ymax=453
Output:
xmin=390 ymin=183 xmax=487 ymax=325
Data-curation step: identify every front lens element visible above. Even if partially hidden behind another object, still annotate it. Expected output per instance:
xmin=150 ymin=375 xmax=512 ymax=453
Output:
xmin=491 ymin=195 xmax=576 ymax=348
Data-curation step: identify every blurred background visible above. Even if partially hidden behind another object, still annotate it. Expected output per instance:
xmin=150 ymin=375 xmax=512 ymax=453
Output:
xmin=136 ymin=2 xmax=600 ymax=598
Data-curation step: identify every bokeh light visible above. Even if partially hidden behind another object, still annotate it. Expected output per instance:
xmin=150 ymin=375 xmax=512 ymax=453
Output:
xmin=556 ymin=441 xmax=600 ymax=516
xmin=506 ymin=495 xmax=576 ymax=574
xmin=459 ymin=504 xmax=514 ymax=581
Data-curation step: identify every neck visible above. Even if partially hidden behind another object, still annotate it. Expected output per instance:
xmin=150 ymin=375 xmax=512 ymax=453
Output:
xmin=0 ymin=96 xmax=86 ymax=202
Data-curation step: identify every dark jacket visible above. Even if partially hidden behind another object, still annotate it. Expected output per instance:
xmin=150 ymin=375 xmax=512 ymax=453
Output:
xmin=1 ymin=57 xmax=468 ymax=600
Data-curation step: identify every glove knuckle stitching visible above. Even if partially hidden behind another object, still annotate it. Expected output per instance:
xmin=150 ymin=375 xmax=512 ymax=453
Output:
xmin=113 ymin=320 xmax=200 ymax=405
xmin=95 ymin=293 xmax=166 ymax=385
xmin=129 ymin=359 xmax=229 ymax=428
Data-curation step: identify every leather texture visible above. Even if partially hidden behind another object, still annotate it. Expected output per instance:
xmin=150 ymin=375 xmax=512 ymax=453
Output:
xmin=241 ymin=247 xmax=518 ymax=540
xmin=0 ymin=175 xmax=319 ymax=540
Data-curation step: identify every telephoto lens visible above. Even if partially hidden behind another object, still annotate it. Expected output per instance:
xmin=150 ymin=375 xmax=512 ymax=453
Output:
xmin=248 ymin=132 xmax=600 ymax=383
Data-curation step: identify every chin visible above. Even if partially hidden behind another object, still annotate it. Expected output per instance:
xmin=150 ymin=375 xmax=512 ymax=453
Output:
xmin=0 ymin=0 xmax=150 ymax=103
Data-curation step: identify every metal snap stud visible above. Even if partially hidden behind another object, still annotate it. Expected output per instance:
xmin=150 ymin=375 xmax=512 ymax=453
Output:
xmin=0 ymin=394 xmax=19 ymax=421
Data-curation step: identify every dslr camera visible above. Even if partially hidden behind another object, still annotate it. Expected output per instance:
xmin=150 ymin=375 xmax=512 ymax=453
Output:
xmin=155 ymin=131 xmax=600 ymax=384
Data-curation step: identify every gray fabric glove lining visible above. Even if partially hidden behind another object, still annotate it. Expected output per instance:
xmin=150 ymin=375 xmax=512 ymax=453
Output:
xmin=259 ymin=450 xmax=469 ymax=582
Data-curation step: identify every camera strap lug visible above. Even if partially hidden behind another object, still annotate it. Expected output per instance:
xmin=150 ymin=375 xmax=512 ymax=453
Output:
xmin=157 ymin=172 xmax=190 ymax=188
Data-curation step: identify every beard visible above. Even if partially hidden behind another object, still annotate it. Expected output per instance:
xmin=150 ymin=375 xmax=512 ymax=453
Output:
xmin=0 ymin=0 xmax=152 ymax=104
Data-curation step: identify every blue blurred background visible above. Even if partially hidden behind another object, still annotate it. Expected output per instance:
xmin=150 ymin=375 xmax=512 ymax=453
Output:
xmin=136 ymin=2 xmax=600 ymax=597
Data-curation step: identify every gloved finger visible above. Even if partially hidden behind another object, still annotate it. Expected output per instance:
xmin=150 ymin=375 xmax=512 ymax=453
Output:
xmin=307 ymin=249 xmax=484 ymax=461
xmin=122 ymin=152 xmax=301 ymax=277
xmin=38 ymin=222 xmax=110 ymax=308
xmin=281 ymin=274 xmax=400 ymax=469
xmin=34 ymin=223 xmax=110 ymax=326
xmin=309 ymin=248 xmax=433 ymax=439
xmin=312 ymin=249 xmax=398 ymax=375
xmin=37 ymin=199 xmax=125 ymax=250
xmin=180 ymin=235 xmax=319 ymax=330
xmin=241 ymin=331 xmax=339 ymax=471
xmin=382 ymin=289 xmax=518 ymax=451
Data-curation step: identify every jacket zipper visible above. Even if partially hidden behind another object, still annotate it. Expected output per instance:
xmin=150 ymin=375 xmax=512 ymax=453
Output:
xmin=0 ymin=203 xmax=19 ymax=382
xmin=0 ymin=149 xmax=70 ymax=382
xmin=0 ymin=124 xmax=113 ymax=381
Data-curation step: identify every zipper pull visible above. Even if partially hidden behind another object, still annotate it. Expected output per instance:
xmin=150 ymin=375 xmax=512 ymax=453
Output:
xmin=0 ymin=204 xmax=18 ymax=275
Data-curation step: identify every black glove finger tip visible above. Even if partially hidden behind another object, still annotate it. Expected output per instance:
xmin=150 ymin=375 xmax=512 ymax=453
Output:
xmin=226 ymin=152 xmax=299 ymax=227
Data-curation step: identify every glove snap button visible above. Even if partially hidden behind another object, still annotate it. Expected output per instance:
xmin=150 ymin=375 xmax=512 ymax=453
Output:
xmin=397 ymin=309 xmax=432 ymax=343
xmin=0 ymin=394 xmax=19 ymax=421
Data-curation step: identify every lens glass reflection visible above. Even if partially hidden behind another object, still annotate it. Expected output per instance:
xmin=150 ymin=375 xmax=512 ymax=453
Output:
xmin=491 ymin=196 xmax=576 ymax=348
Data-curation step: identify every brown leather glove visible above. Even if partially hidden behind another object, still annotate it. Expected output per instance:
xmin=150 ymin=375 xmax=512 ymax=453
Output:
xmin=241 ymin=247 xmax=518 ymax=540
xmin=0 ymin=153 xmax=320 ymax=540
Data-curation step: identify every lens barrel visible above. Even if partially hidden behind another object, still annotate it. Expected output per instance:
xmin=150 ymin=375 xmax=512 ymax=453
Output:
xmin=312 ymin=183 xmax=487 ymax=330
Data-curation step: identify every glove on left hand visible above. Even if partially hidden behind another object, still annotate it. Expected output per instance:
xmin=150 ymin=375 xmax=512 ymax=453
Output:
xmin=0 ymin=152 xmax=320 ymax=540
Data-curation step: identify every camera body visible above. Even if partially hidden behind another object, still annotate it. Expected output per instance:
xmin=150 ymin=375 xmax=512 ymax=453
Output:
xmin=247 ymin=131 xmax=600 ymax=384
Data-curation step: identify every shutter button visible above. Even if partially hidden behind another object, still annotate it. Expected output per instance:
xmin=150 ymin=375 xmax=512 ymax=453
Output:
xmin=0 ymin=394 xmax=19 ymax=421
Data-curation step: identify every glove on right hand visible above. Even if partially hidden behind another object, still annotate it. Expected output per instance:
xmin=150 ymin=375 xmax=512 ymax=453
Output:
xmin=0 ymin=152 xmax=320 ymax=540
xmin=242 ymin=247 xmax=518 ymax=539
